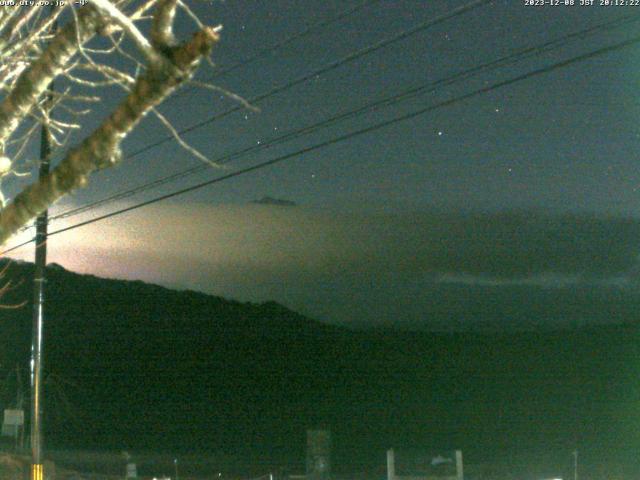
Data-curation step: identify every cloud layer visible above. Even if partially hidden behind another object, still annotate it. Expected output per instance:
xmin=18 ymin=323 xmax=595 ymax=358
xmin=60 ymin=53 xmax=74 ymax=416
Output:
xmin=8 ymin=203 xmax=640 ymax=329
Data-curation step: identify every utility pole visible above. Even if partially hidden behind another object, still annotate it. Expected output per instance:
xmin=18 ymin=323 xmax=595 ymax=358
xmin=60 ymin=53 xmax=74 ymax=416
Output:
xmin=572 ymin=450 xmax=578 ymax=480
xmin=30 ymin=98 xmax=51 ymax=480
xmin=30 ymin=16 xmax=55 ymax=475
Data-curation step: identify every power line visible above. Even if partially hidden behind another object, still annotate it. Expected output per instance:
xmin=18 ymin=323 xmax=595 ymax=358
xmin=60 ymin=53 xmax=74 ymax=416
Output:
xmin=43 ymin=0 xmax=497 ymax=222
xmin=198 ymin=0 xmax=383 ymax=81
xmin=3 ymin=237 xmax=36 ymax=255
xmin=169 ymin=0 xmax=384 ymax=103
xmin=49 ymin=12 xmax=640 ymax=222
xmin=2 ymin=32 xmax=638 ymax=256
xmin=124 ymin=0 xmax=493 ymax=159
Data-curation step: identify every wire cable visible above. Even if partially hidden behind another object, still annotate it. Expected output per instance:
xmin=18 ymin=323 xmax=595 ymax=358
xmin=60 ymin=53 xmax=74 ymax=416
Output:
xmin=169 ymin=0 xmax=384 ymax=103
xmin=202 ymin=0 xmax=383 ymax=80
xmin=49 ymin=11 xmax=640 ymax=222
xmin=124 ymin=0 xmax=494 ymax=159
xmin=2 ymin=32 xmax=638 ymax=256
xmin=37 ymin=0 xmax=498 ymax=222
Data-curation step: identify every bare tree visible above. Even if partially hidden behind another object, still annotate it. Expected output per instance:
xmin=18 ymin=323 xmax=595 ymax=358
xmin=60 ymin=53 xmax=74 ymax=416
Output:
xmin=0 ymin=1 xmax=223 ymax=245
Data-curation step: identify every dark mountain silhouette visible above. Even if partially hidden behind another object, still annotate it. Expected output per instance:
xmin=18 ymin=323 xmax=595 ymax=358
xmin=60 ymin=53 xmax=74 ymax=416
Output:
xmin=0 ymin=260 xmax=637 ymax=478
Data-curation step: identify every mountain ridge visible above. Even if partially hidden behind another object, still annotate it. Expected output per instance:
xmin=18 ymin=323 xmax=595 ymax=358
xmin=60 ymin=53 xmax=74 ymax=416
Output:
xmin=0 ymin=260 xmax=637 ymax=477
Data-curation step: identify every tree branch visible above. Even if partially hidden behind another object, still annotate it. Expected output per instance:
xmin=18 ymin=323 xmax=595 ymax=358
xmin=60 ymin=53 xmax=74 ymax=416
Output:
xmin=0 ymin=6 xmax=103 ymax=150
xmin=152 ymin=0 xmax=178 ymax=48
xmin=0 ymin=26 xmax=220 ymax=245
xmin=89 ymin=0 xmax=163 ymax=66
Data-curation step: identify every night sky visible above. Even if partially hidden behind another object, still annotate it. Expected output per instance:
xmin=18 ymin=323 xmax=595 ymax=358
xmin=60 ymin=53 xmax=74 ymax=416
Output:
xmin=6 ymin=0 xmax=640 ymax=329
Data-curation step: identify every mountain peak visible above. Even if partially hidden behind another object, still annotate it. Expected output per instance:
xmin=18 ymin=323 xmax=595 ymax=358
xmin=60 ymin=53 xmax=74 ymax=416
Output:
xmin=251 ymin=196 xmax=297 ymax=207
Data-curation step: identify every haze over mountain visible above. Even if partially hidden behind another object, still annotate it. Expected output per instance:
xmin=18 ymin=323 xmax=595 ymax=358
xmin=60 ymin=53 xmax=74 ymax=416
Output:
xmin=0 ymin=260 xmax=637 ymax=479
xmin=7 ymin=207 xmax=640 ymax=332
